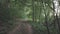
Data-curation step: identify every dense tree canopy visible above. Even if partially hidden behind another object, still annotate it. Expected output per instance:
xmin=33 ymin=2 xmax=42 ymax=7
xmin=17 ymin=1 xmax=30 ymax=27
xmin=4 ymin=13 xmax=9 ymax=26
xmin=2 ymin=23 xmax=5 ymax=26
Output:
xmin=0 ymin=0 xmax=60 ymax=34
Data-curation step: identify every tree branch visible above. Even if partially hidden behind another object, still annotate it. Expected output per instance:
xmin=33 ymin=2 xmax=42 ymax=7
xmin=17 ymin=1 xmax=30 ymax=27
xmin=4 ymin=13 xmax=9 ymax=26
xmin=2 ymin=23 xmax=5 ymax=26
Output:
xmin=47 ymin=4 xmax=54 ymax=11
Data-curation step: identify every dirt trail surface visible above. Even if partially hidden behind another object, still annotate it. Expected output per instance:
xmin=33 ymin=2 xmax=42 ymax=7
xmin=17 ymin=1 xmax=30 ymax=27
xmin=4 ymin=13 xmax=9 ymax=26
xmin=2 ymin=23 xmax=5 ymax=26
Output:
xmin=8 ymin=19 xmax=32 ymax=34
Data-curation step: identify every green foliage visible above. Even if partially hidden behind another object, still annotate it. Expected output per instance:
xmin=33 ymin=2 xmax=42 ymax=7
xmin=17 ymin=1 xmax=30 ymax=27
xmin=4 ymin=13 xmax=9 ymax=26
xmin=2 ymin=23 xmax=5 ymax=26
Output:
xmin=0 ymin=0 xmax=58 ymax=34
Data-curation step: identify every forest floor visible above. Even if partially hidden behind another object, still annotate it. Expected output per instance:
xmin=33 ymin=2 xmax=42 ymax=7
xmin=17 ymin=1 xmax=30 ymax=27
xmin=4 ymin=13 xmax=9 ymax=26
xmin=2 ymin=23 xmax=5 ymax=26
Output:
xmin=8 ymin=18 xmax=32 ymax=34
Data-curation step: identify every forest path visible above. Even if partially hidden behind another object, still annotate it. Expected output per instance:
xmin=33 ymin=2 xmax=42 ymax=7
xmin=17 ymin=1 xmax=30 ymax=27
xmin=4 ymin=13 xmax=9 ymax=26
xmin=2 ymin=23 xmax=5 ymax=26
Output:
xmin=8 ymin=19 xmax=32 ymax=34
